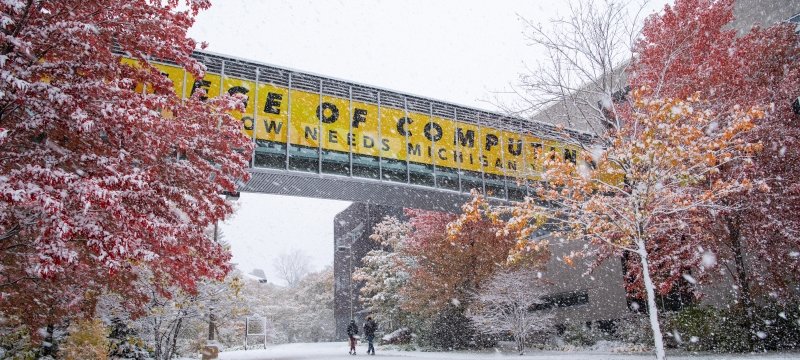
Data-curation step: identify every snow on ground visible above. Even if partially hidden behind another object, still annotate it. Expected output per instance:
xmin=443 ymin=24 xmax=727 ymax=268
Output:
xmin=216 ymin=342 xmax=799 ymax=360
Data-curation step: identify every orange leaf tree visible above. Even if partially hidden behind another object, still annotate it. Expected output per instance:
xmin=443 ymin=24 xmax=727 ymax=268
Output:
xmin=401 ymin=192 xmax=547 ymax=316
xmin=506 ymin=90 xmax=761 ymax=360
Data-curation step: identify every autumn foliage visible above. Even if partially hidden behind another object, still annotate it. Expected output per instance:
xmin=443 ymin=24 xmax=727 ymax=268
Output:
xmin=0 ymin=0 xmax=252 ymax=333
xmin=630 ymin=0 xmax=800 ymax=304
xmin=506 ymin=89 xmax=762 ymax=359
xmin=399 ymin=193 xmax=547 ymax=315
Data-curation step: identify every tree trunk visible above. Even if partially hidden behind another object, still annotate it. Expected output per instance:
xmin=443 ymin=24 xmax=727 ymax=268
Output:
xmin=727 ymin=216 xmax=752 ymax=307
xmin=726 ymin=215 xmax=755 ymax=347
xmin=637 ymin=241 xmax=666 ymax=360
xmin=166 ymin=317 xmax=183 ymax=360
xmin=39 ymin=323 xmax=55 ymax=358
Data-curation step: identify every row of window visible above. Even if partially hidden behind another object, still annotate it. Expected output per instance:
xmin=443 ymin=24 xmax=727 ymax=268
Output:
xmin=531 ymin=290 xmax=590 ymax=311
xmin=252 ymin=140 xmax=532 ymax=201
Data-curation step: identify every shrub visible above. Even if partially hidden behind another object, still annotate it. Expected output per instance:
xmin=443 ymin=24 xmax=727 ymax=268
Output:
xmin=0 ymin=326 xmax=37 ymax=360
xmin=752 ymin=302 xmax=800 ymax=351
xmin=668 ymin=303 xmax=800 ymax=353
xmin=615 ymin=316 xmax=654 ymax=347
xmin=381 ymin=327 xmax=412 ymax=345
xmin=667 ymin=306 xmax=751 ymax=353
xmin=418 ymin=305 xmax=496 ymax=350
xmin=107 ymin=318 xmax=151 ymax=359
xmin=59 ymin=319 xmax=109 ymax=360
xmin=561 ymin=322 xmax=602 ymax=347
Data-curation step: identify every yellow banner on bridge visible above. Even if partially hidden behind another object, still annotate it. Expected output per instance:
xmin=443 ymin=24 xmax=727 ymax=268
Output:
xmin=127 ymin=57 xmax=586 ymax=180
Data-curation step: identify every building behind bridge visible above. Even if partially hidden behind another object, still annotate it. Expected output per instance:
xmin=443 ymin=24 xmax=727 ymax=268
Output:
xmin=331 ymin=1 xmax=800 ymax=342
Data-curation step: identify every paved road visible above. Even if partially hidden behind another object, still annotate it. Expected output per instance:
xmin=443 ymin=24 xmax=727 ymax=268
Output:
xmin=216 ymin=342 xmax=799 ymax=360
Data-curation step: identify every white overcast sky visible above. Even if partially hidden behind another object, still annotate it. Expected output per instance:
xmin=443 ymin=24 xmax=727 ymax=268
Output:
xmin=190 ymin=0 xmax=669 ymax=285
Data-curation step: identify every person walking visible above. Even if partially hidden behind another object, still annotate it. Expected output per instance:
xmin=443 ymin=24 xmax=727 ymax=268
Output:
xmin=347 ymin=319 xmax=359 ymax=355
xmin=363 ymin=316 xmax=377 ymax=355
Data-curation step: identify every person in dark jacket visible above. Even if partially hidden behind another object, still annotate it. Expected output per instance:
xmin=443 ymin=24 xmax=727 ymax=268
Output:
xmin=363 ymin=316 xmax=377 ymax=355
xmin=347 ymin=319 xmax=359 ymax=355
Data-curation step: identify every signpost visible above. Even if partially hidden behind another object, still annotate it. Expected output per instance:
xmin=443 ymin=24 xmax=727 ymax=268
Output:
xmin=244 ymin=316 xmax=268 ymax=350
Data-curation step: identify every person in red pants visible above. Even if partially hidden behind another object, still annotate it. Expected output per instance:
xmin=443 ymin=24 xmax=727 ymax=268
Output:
xmin=347 ymin=319 xmax=359 ymax=355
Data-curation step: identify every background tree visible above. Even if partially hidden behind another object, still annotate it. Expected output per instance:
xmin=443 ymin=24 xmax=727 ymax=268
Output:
xmin=402 ymin=193 xmax=530 ymax=315
xmin=468 ymin=268 xmax=554 ymax=355
xmin=236 ymin=266 xmax=335 ymax=344
xmin=397 ymin=209 xmax=457 ymax=315
xmin=273 ymin=248 xmax=312 ymax=287
xmin=397 ymin=194 xmax=547 ymax=350
xmin=506 ymin=91 xmax=762 ymax=360
xmin=353 ymin=216 xmax=414 ymax=331
xmin=126 ymin=271 xmax=245 ymax=360
xmin=629 ymin=0 xmax=800 ymax=321
xmin=0 ymin=0 xmax=253 ymax=336
xmin=292 ymin=267 xmax=336 ymax=342
xmin=511 ymin=0 xmax=648 ymax=133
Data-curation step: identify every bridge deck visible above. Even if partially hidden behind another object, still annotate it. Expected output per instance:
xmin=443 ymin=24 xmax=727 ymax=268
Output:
xmin=242 ymin=168 xmax=486 ymax=212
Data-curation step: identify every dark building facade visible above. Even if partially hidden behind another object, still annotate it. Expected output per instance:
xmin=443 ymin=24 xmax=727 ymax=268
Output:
xmin=333 ymin=203 xmax=403 ymax=341
xmin=322 ymin=0 xmax=800 ymax=342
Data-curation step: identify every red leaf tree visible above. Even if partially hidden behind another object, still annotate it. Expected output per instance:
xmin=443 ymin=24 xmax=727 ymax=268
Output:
xmin=0 ymin=0 xmax=253 ymax=334
xmin=401 ymin=193 xmax=547 ymax=315
xmin=629 ymin=0 xmax=800 ymax=308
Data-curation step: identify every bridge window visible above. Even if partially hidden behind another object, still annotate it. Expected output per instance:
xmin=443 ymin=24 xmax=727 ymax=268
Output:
xmin=507 ymin=181 xmax=527 ymax=202
xmin=409 ymin=162 xmax=435 ymax=187
xmin=788 ymin=12 xmax=800 ymax=33
xmin=484 ymin=173 xmax=506 ymax=199
xmin=351 ymin=155 xmax=380 ymax=180
xmin=460 ymin=170 xmax=483 ymax=193
xmin=435 ymin=167 xmax=459 ymax=191
xmin=289 ymin=144 xmax=319 ymax=173
xmin=321 ymin=149 xmax=351 ymax=176
xmin=253 ymin=140 xmax=287 ymax=170
xmin=380 ymin=158 xmax=407 ymax=183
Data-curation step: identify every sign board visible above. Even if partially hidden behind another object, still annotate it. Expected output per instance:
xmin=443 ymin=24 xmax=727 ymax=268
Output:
xmin=244 ymin=316 xmax=268 ymax=350
xmin=122 ymin=53 xmax=588 ymax=183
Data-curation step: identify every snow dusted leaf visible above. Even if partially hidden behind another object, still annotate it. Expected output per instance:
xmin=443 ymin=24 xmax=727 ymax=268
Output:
xmin=0 ymin=0 xmax=252 ymax=333
xmin=631 ymin=0 xmax=800 ymax=307
xmin=701 ymin=251 xmax=717 ymax=268
xmin=503 ymin=84 xmax=762 ymax=360
xmin=682 ymin=273 xmax=697 ymax=285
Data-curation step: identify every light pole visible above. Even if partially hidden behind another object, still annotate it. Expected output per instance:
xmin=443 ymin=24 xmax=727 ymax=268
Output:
xmin=337 ymin=238 xmax=354 ymax=320
xmin=203 ymin=191 xmax=239 ymax=358
xmin=336 ymin=223 xmax=364 ymax=340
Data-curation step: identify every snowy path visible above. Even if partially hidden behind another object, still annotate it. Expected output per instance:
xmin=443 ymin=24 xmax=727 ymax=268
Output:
xmin=217 ymin=342 xmax=799 ymax=360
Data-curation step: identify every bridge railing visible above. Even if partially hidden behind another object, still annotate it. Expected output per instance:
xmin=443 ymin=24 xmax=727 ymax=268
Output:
xmin=119 ymin=49 xmax=596 ymax=201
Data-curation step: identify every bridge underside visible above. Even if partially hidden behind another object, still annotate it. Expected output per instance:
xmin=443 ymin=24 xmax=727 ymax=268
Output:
xmin=240 ymin=169 xmax=480 ymax=212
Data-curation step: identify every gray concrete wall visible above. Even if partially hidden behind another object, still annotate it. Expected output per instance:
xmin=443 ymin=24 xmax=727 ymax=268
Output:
xmin=730 ymin=0 xmax=800 ymax=33
xmin=326 ymin=1 xmax=800 ymax=341
xmin=333 ymin=203 xmax=404 ymax=341
xmin=538 ymin=237 xmax=631 ymax=324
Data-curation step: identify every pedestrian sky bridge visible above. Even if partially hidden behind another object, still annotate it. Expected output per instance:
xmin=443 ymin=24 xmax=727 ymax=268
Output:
xmin=131 ymin=50 xmax=594 ymax=211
